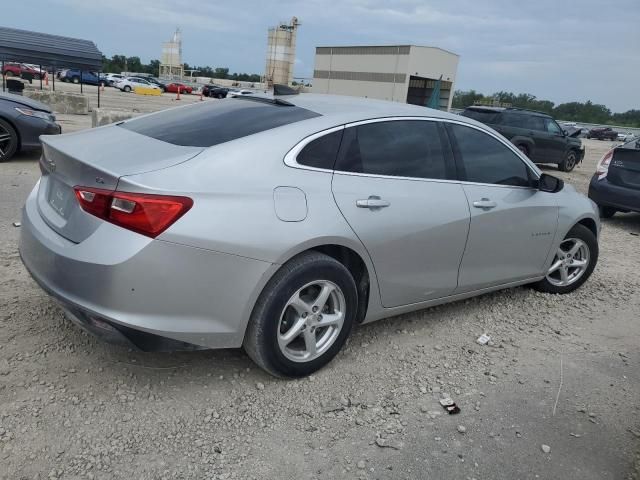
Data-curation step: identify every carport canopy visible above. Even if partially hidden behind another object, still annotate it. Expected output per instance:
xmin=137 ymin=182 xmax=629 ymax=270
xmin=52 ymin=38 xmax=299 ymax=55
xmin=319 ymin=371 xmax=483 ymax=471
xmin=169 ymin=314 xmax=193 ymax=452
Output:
xmin=0 ymin=26 xmax=102 ymax=71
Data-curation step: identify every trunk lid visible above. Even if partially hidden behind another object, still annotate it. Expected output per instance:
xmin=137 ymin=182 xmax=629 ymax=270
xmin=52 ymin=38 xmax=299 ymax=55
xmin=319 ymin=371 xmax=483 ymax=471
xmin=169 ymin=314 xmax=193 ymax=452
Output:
xmin=37 ymin=125 xmax=203 ymax=243
xmin=608 ymin=140 xmax=640 ymax=190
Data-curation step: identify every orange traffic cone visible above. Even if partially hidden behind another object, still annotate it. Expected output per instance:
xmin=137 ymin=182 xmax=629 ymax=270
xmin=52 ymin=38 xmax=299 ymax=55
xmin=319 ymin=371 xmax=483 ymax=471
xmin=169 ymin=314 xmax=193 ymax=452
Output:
xmin=45 ymin=74 xmax=49 ymax=87
xmin=176 ymin=87 xmax=181 ymax=101
xmin=200 ymin=90 xmax=203 ymax=101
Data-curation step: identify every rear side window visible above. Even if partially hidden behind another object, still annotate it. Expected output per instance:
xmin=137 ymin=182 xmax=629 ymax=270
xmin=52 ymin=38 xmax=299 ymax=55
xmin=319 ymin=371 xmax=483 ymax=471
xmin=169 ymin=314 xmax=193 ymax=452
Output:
xmin=335 ymin=120 xmax=452 ymax=180
xmin=500 ymin=112 xmax=545 ymax=131
xmin=120 ymin=99 xmax=321 ymax=147
xmin=449 ymin=124 xmax=532 ymax=187
xmin=461 ymin=109 xmax=500 ymax=124
xmin=297 ymin=130 xmax=343 ymax=169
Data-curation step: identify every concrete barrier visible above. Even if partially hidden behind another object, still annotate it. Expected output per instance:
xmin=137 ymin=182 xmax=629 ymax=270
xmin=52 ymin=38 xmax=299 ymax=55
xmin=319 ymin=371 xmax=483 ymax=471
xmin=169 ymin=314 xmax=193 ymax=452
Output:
xmin=23 ymin=90 xmax=89 ymax=115
xmin=134 ymin=86 xmax=162 ymax=96
xmin=91 ymin=109 xmax=138 ymax=128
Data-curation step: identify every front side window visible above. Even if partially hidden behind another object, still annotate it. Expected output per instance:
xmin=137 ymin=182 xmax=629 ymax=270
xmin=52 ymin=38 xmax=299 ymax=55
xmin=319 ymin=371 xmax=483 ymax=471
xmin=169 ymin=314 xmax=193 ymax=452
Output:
xmin=335 ymin=120 xmax=452 ymax=180
xmin=544 ymin=118 xmax=562 ymax=135
xmin=449 ymin=124 xmax=533 ymax=187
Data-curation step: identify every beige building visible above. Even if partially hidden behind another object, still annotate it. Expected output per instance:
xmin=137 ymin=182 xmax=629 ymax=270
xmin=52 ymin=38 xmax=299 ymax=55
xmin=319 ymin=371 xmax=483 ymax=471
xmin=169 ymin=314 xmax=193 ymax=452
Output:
xmin=312 ymin=45 xmax=459 ymax=110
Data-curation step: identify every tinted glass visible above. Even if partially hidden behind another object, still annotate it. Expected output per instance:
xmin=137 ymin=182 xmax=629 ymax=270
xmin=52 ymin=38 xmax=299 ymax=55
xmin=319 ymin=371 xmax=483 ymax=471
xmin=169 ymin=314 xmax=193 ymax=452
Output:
xmin=544 ymin=118 xmax=562 ymax=134
xmin=461 ymin=109 xmax=500 ymax=124
xmin=336 ymin=120 xmax=451 ymax=180
xmin=297 ymin=130 xmax=343 ymax=169
xmin=120 ymin=99 xmax=321 ymax=147
xmin=500 ymin=112 xmax=545 ymax=131
xmin=450 ymin=124 xmax=532 ymax=187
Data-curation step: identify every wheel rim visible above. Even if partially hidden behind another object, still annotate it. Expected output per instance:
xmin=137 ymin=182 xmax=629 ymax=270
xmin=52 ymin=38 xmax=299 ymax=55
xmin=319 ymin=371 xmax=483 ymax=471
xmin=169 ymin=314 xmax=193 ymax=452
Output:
xmin=546 ymin=237 xmax=590 ymax=287
xmin=0 ymin=123 xmax=14 ymax=159
xmin=566 ymin=153 xmax=576 ymax=170
xmin=277 ymin=280 xmax=346 ymax=363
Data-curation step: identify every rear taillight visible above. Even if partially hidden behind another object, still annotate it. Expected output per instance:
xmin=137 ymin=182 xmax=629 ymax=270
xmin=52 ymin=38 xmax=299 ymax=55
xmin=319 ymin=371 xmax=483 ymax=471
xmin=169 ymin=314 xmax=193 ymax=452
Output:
xmin=596 ymin=150 xmax=613 ymax=179
xmin=73 ymin=187 xmax=193 ymax=238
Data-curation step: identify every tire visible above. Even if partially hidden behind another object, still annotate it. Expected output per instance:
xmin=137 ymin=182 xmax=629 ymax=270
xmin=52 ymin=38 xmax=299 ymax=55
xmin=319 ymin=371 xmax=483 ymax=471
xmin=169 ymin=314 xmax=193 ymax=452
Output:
xmin=123 ymin=86 xmax=131 ymax=92
xmin=4 ymin=71 xmax=14 ymax=78
xmin=598 ymin=205 xmax=616 ymax=219
xmin=243 ymin=251 xmax=358 ymax=378
xmin=532 ymin=224 xmax=598 ymax=294
xmin=0 ymin=118 xmax=19 ymax=162
xmin=559 ymin=150 xmax=577 ymax=172
xmin=516 ymin=144 xmax=529 ymax=157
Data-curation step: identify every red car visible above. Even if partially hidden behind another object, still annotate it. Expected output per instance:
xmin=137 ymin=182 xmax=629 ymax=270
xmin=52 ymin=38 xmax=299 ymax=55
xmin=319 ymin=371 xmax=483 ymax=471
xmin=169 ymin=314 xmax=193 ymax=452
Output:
xmin=2 ymin=63 xmax=47 ymax=80
xmin=165 ymin=83 xmax=192 ymax=94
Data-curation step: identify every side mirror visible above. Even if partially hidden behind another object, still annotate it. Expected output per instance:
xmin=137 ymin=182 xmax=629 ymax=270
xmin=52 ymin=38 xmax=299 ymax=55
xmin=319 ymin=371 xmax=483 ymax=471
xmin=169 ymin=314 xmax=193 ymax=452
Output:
xmin=538 ymin=173 xmax=564 ymax=193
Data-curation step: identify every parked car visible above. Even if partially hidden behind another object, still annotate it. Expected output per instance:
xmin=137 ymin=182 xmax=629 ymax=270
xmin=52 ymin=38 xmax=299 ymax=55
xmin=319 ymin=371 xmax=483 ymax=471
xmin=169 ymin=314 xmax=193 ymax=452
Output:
xmin=61 ymin=70 xmax=106 ymax=86
xmin=202 ymin=85 xmax=229 ymax=98
xmin=588 ymin=137 xmax=640 ymax=218
xmin=617 ymin=132 xmax=636 ymax=142
xmin=0 ymin=91 xmax=61 ymax=162
xmin=461 ymin=106 xmax=585 ymax=171
xmin=227 ymin=89 xmax=254 ymax=98
xmin=2 ymin=63 xmax=48 ymax=80
xmin=165 ymin=83 xmax=192 ymax=94
xmin=104 ymin=73 xmax=125 ymax=86
xmin=19 ymin=94 xmax=600 ymax=377
xmin=114 ymin=77 xmax=161 ymax=93
xmin=586 ymin=127 xmax=618 ymax=141
xmin=146 ymin=77 xmax=167 ymax=91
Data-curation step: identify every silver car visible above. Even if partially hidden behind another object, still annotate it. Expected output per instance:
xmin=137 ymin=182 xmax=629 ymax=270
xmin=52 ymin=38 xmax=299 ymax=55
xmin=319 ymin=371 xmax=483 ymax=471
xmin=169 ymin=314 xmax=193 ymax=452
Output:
xmin=19 ymin=95 xmax=600 ymax=377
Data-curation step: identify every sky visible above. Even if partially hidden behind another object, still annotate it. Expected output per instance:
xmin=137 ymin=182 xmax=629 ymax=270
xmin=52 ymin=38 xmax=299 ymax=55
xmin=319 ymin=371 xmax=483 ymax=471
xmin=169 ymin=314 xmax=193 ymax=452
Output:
xmin=2 ymin=0 xmax=639 ymax=112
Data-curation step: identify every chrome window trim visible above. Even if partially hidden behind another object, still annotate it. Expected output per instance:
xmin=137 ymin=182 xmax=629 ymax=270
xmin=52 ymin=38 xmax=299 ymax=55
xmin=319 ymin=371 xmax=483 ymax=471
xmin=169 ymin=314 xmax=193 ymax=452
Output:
xmin=283 ymin=116 xmax=541 ymax=188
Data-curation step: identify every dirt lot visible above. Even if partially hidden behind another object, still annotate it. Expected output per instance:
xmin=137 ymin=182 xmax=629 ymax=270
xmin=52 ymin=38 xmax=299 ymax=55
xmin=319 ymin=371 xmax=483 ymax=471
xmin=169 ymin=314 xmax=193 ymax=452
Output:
xmin=1 ymin=127 xmax=639 ymax=479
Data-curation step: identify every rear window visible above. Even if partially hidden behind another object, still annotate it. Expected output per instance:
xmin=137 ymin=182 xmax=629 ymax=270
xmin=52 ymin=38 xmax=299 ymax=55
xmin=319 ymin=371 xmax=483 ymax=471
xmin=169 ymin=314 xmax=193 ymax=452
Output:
xmin=461 ymin=109 xmax=500 ymax=124
xmin=119 ymin=99 xmax=321 ymax=147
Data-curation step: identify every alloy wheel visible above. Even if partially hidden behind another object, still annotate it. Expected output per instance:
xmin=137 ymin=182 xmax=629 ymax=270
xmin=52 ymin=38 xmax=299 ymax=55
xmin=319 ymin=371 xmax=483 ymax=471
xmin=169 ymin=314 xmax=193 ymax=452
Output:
xmin=546 ymin=238 xmax=590 ymax=287
xmin=277 ymin=280 xmax=346 ymax=362
xmin=0 ymin=124 xmax=14 ymax=159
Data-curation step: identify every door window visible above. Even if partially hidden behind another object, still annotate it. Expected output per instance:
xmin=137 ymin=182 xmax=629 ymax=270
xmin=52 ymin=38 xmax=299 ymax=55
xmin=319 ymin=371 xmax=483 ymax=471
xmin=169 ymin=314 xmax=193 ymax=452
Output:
xmin=449 ymin=124 xmax=533 ymax=187
xmin=544 ymin=118 xmax=563 ymax=135
xmin=335 ymin=120 xmax=453 ymax=180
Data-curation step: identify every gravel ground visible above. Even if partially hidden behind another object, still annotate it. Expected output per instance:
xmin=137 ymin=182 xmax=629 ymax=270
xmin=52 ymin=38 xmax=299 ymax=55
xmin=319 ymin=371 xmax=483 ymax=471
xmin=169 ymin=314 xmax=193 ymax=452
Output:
xmin=1 ymin=135 xmax=639 ymax=479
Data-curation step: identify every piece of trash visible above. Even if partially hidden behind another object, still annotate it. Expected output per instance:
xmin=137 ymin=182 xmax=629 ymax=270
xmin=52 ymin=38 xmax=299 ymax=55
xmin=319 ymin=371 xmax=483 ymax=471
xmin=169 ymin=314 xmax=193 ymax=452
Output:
xmin=541 ymin=444 xmax=551 ymax=454
xmin=630 ymin=232 xmax=639 ymax=237
xmin=439 ymin=397 xmax=461 ymax=415
xmin=477 ymin=334 xmax=491 ymax=345
xmin=569 ymin=433 xmax=581 ymax=438
xmin=12 ymin=222 xmax=21 ymax=227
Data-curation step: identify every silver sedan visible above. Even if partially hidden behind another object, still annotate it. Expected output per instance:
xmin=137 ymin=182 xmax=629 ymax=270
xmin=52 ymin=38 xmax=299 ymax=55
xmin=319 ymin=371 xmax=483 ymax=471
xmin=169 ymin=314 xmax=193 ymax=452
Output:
xmin=19 ymin=94 xmax=599 ymax=377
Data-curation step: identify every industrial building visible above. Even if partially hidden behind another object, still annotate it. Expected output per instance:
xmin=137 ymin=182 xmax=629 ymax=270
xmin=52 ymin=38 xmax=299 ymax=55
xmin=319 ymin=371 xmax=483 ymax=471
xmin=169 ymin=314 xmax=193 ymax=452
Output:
xmin=312 ymin=45 xmax=459 ymax=110
xmin=159 ymin=28 xmax=183 ymax=80
xmin=264 ymin=17 xmax=299 ymax=86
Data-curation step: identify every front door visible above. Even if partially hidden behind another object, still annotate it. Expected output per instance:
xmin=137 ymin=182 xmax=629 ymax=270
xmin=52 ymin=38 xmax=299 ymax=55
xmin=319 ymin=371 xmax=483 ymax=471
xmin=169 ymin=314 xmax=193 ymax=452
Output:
xmin=332 ymin=119 xmax=470 ymax=308
xmin=446 ymin=122 xmax=559 ymax=292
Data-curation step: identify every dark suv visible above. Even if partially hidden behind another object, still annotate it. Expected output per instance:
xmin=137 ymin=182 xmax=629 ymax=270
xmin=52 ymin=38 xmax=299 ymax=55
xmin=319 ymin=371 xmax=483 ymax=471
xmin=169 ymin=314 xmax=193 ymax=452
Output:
xmin=461 ymin=107 xmax=585 ymax=172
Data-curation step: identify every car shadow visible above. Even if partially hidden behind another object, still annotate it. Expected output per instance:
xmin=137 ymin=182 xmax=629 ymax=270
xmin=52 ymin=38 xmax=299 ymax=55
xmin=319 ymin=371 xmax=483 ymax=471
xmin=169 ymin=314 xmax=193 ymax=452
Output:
xmin=601 ymin=211 xmax=640 ymax=234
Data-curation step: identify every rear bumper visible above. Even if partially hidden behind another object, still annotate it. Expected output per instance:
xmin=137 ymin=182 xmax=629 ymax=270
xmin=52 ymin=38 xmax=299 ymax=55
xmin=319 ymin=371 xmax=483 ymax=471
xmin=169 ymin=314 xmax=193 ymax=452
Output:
xmin=19 ymin=184 xmax=276 ymax=350
xmin=588 ymin=174 xmax=640 ymax=213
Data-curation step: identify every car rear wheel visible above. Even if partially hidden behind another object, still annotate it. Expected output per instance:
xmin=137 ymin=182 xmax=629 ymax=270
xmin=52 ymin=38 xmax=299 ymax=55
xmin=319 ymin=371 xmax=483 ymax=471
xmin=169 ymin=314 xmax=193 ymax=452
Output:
xmin=4 ymin=71 xmax=14 ymax=78
xmin=0 ymin=118 xmax=19 ymax=162
xmin=560 ymin=150 xmax=577 ymax=172
xmin=244 ymin=251 xmax=357 ymax=378
xmin=124 ymin=86 xmax=131 ymax=92
xmin=598 ymin=205 xmax=616 ymax=219
xmin=532 ymin=224 xmax=598 ymax=294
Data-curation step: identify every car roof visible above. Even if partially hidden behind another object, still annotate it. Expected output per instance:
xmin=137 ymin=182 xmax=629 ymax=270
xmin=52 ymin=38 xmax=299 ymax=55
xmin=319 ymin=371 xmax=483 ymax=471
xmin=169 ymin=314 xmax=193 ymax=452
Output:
xmin=464 ymin=105 xmax=551 ymax=118
xmin=287 ymin=94 xmax=465 ymax=125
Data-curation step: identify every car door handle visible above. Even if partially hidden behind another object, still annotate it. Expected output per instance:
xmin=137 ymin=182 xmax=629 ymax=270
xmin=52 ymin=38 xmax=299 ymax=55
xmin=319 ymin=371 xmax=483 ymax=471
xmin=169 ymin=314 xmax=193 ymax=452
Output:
xmin=472 ymin=198 xmax=497 ymax=210
xmin=356 ymin=196 xmax=390 ymax=209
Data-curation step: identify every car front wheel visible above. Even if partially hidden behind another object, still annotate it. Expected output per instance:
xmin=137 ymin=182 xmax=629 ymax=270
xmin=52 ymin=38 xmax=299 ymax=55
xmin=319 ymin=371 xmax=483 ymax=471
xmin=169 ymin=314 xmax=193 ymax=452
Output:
xmin=0 ymin=118 xmax=19 ymax=162
xmin=244 ymin=251 xmax=357 ymax=378
xmin=123 ymin=86 xmax=131 ymax=92
xmin=532 ymin=224 xmax=598 ymax=294
xmin=560 ymin=150 xmax=578 ymax=172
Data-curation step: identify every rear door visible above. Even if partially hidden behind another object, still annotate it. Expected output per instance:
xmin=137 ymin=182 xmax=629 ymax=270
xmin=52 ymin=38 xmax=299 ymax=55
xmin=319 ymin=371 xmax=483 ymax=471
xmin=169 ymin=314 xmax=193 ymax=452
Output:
xmin=331 ymin=118 xmax=470 ymax=308
xmin=446 ymin=122 xmax=559 ymax=292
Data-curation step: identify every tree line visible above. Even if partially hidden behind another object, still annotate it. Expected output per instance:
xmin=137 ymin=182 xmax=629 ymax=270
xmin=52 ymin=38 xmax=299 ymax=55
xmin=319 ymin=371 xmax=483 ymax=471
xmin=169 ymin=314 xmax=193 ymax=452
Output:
xmin=452 ymin=90 xmax=640 ymax=127
xmin=101 ymin=55 xmax=261 ymax=83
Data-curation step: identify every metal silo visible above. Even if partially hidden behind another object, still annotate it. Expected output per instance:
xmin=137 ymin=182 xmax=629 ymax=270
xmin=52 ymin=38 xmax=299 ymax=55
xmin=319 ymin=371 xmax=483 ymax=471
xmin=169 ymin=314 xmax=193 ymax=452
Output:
xmin=265 ymin=17 xmax=299 ymax=87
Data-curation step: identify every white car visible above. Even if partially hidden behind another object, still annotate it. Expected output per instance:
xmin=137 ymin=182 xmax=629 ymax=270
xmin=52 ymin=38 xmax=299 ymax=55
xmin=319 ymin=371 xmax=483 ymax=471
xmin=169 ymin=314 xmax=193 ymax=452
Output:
xmin=227 ymin=89 xmax=254 ymax=98
xmin=115 ymin=77 xmax=161 ymax=93
xmin=617 ymin=132 xmax=636 ymax=142
xmin=104 ymin=73 xmax=125 ymax=86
